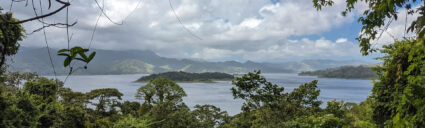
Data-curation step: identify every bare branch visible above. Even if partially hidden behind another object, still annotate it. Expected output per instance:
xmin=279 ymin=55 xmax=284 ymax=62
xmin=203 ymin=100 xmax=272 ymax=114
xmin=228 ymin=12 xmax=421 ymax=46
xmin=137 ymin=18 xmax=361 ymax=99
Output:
xmin=5 ymin=0 xmax=70 ymax=24
xmin=27 ymin=21 xmax=77 ymax=35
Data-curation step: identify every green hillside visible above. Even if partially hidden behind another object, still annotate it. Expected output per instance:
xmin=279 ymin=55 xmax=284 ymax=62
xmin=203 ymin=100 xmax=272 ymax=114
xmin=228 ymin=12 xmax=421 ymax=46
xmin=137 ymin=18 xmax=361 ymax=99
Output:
xmin=136 ymin=71 xmax=235 ymax=83
xmin=298 ymin=65 xmax=377 ymax=79
xmin=10 ymin=47 xmax=369 ymax=75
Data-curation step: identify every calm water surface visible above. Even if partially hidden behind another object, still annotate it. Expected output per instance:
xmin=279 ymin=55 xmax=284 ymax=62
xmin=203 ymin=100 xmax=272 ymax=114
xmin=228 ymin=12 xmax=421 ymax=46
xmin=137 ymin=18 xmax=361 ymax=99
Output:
xmin=52 ymin=73 xmax=373 ymax=115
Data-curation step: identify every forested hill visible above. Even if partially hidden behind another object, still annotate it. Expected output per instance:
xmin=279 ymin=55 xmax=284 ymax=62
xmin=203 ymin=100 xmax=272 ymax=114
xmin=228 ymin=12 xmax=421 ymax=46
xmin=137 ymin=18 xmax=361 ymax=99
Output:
xmin=298 ymin=65 xmax=377 ymax=79
xmin=136 ymin=71 xmax=234 ymax=83
xmin=9 ymin=47 xmax=370 ymax=75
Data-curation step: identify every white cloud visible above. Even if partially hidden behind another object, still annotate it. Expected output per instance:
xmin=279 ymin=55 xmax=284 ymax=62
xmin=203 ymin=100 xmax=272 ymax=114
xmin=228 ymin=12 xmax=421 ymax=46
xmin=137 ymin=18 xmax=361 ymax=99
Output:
xmin=1 ymin=0 xmax=366 ymax=62
xmin=238 ymin=18 xmax=262 ymax=29
xmin=336 ymin=38 xmax=348 ymax=43
xmin=190 ymin=38 xmax=361 ymax=61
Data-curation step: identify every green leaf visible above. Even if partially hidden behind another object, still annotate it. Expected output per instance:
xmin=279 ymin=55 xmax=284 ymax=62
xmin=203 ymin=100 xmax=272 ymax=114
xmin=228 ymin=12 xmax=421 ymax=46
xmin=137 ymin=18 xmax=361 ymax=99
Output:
xmin=57 ymin=53 xmax=70 ymax=57
xmin=70 ymin=50 xmax=77 ymax=58
xmin=58 ymin=49 xmax=69 ymax=53
xmin=78 ymin=52 xmax=88 ymax=60
xmin=88 ymin=52 xmax=96 ymax=62
xmin=64 ymin=57 xmax=72 ymax=67
xmin=71 ymin=46 xmax=83 ymax=51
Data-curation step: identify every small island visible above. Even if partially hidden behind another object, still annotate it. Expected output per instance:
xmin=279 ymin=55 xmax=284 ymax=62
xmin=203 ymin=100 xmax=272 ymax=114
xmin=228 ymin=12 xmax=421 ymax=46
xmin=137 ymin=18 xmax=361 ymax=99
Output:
xmin=135 ymin=71 xmax=235 ymax=83
xmin=298 ymin=65 xmax=377 ymax=79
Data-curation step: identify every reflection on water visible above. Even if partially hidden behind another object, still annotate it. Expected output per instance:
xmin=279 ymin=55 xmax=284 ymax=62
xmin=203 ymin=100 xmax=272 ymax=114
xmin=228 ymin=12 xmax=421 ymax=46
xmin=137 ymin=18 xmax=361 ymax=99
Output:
xmin=50 ymin=73 xmax=373 ymax=115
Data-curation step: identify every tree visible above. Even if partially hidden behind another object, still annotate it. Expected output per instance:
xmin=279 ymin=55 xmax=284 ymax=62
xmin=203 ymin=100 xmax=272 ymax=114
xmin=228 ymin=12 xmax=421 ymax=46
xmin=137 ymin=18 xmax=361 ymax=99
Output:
xmin=288 ymin=80 xmax=322 ymax=116
xmin=86 ymin=88 xmax=123 ymax=117
xmin=369 ymin=38 xmax=425 ymax=127
xmin=0 ymin=11 xmax=24 ymax=68
xmin=313 ymin=0 xmax=425 ymax=55
xmin=136 ymin=78 xmax=186 ymax=105
xmin=226 ymin=71 xmax=323 ymax=127
xmin=0 ymin=77 xmax=65 ymax=128
xmin=135 ymin=78 xmax=199 ymax=128
xmin=192 ymin=104 xmax=230 ymax=128
xmin=231 ymin=70 xmax=286 ymax=111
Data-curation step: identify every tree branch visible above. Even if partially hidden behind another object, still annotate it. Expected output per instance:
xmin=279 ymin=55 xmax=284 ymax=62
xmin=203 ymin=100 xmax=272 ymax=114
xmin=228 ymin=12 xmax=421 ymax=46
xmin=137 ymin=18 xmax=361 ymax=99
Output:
xmin=7 ymin=0 xmax=70 ymax=24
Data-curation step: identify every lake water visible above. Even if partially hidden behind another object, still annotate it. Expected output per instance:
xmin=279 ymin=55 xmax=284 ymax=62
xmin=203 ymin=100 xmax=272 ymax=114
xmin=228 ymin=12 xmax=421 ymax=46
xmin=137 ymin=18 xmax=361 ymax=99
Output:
xmin=52 ymin=73 xmax=373 ymax=115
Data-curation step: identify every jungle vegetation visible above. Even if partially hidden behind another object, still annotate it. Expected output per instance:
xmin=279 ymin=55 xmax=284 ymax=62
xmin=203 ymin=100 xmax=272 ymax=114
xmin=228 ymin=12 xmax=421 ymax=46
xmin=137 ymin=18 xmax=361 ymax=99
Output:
xmin=1 ymin=0 xmax=425 ymax=127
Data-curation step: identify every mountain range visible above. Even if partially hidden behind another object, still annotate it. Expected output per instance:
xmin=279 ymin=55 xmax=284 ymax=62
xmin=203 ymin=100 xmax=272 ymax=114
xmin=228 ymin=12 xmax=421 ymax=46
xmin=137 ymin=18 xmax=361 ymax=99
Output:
xmin=7 ymin=47 xmax=371 ymax=75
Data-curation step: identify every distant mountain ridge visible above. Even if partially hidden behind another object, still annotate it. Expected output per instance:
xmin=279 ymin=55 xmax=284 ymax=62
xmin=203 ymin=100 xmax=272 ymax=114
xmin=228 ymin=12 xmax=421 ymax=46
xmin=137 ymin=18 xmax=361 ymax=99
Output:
xmin=8 ymin=47 xmax=371 ymax=75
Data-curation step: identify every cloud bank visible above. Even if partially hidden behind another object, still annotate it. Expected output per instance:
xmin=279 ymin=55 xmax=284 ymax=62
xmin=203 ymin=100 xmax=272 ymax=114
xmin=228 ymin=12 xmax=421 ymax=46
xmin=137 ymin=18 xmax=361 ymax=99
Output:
xmin=3 ymin=0 xmax=371 ymax=62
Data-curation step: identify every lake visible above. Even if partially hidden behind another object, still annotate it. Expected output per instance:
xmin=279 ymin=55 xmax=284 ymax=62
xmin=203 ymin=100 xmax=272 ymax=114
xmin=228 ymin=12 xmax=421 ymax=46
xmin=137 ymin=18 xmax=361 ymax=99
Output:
xmin=52 ymin=73 xmax=373 ymax=115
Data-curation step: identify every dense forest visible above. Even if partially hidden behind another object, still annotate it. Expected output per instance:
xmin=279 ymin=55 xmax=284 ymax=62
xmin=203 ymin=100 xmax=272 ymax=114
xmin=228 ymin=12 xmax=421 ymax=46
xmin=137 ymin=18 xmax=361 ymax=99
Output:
xmin=1 ymin=71 xmax=378 ymax=127
xmin=136 ymin=71 xmax=234 ymax=83
xmin=298 ymin=65 xmax=377 ymax=79
xmin=2 ymin=0 xmax=425 ymax=127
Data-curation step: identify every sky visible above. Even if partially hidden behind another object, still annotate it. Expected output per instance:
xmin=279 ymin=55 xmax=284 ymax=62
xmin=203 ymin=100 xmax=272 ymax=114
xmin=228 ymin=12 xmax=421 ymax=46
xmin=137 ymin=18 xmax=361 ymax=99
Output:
xmin=1 ymin=0 xmax=417 ymax=63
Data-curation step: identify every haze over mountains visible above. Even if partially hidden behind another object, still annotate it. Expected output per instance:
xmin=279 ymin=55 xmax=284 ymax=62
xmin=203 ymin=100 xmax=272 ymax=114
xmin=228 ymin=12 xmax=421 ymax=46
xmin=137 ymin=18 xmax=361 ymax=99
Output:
xmin=8 ymin=47 xmax=371 ymax=75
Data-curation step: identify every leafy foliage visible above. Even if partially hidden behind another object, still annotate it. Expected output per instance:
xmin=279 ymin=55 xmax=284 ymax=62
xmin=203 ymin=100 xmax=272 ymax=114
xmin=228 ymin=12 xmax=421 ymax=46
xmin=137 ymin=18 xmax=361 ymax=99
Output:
xmin=231 ymin=70 xmax=286 ymax=111
xmin=136 ymin=78 xmax=186 ymax=105
xmin=113 ymin=115 xmax=152 ymax=128
xmin=226 ymin=71 xmax=330 ymax=127
xmin=313 ymin=0 xmax=425 ymax=127
xmin=193 ymin=104 xmax=230 ymax=128
xmin=0 ymin=11 xmax=24 ymax=67
xmin=135 ymin=78 xmax=200 ymax=128
xmin=57 ymin=46 xmax=96 ymax=68
xmin=86 ymin=88 xmax=123 ymax=117
xmin=0 ymin=70 xmax=415 ymax=127
xmin=370 ymin=38 xmax=425 ymax=127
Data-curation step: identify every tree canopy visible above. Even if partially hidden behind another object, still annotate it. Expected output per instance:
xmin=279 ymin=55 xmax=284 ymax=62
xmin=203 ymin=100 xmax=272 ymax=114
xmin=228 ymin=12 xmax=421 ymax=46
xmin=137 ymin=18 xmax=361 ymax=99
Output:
xmin=0 ymin=11 xmax=24 ymax=68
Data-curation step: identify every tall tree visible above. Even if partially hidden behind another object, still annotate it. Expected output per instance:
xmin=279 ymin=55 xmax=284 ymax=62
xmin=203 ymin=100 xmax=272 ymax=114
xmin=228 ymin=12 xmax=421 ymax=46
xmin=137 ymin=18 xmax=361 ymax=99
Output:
xmin=86 ymin=88 xmax=123 ymax=117
xmin=135 ymin=78 xmax=198 ymax=128
xmin=231 ymin=70 xmax=286 ymax=112
xmin=0 ymin=11 xmax=24 ymax=69
xmin=136 ymin=78 xmax=186 ymax=105
xmin=227 ymin=70 xmax=323 ymax=127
